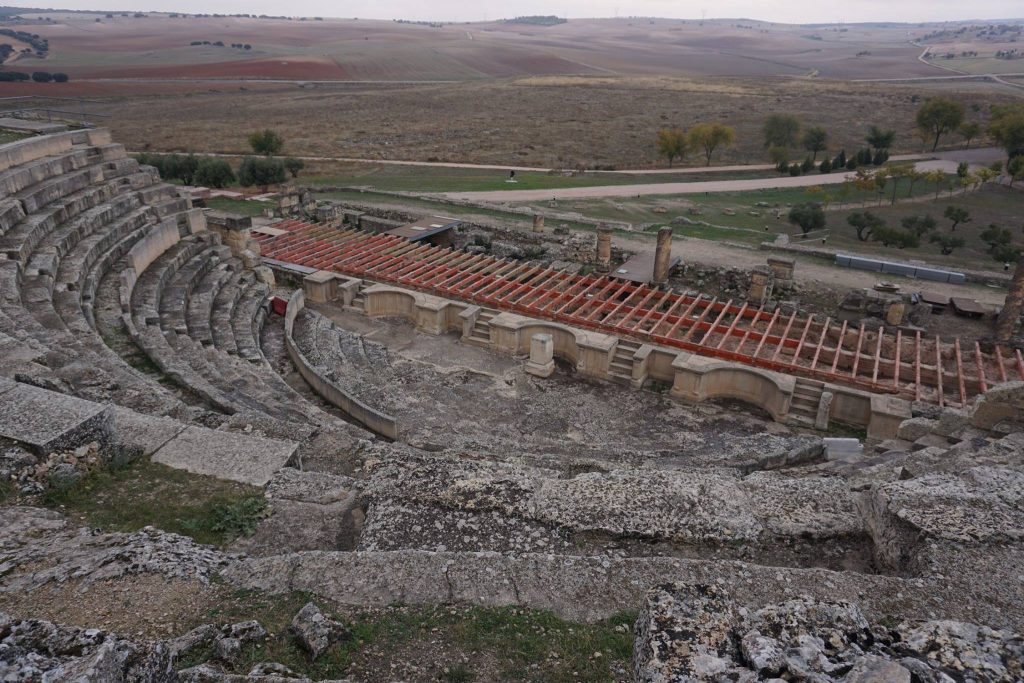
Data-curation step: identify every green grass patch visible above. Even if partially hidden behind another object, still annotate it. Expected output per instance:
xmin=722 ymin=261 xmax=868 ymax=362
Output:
xmin=39 ymin=457 xmax=266 ymax=546
xmin=204 ymin=197 xmax=269 ymax=217
xmin=185 ymin=590 xmax=635 ymax=682
xmin=0 ymin=129 xmax=31 ymax=145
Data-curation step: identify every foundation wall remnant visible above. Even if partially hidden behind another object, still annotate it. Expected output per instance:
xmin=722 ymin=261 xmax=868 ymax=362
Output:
xmin=748 ymin=266 xmax=773 ymax=305
xmin=283 ymin=290 xmax=399 ymax=440
xmin=307 ymin=279 xmax=906 ymax=437
xmin=254 ymin=221 xmax=1011 ymax=407
xmin=670 ymin=353 xmax=794 ymax=421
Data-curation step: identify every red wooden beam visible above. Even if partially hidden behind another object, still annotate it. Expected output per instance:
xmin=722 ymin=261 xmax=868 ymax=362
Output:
xmin=995 ymin=345 xmax=1007 ymax=384
xmin=809 ymin=317 xmax=832 ymax=371
xmin=752 ymin=308 xmax=782 ymax=359
xmin=769 ymin=310 xmax=799 ymax=362
xmin=954 ymin=338 xmax=967 ymax=407
xmin=850 ymin=324 xmax=867 ymax=379
xmin=914 ymin=331 xmax=922 ymax=402
xmin=870 ymin=327 xmax=884 ymax=385
xmin=830 ymin=320 xmax=849 ymax=374
xmin=975 ymin=341 xmax=987 ymax=395
xmin=681 ymin=297 xmax=719 ymax=343
xmin=893 ymin=330 xmax=902 ymax=390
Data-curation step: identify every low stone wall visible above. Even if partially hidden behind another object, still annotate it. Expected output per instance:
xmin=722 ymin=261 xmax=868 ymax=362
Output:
xmin=363 ymin=284 xmax=467 ymax=336
xmin=307 ymin=278 xmax=909 ymax=439
xmin=118 ymin=217 xmax=180 ymax=320
xmin=488 ymin=313 xmax=617 ymax=381
xmin=226 ymin=548 xmax=965 ymax=627
xmin=284 ymin=290 xmax=399 ymax=440
xmin=670 ymin=354 xmax=794 ymax=421
xmin=0 ymin=128 xmax=110 ymax=174
xmin=760 ymin=240 xmax=1012 ymax=288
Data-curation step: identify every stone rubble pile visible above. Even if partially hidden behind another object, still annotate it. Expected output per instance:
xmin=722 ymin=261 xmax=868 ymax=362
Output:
xmin=0 ymin=507 xmax=234 ymax=592
xmin=633 ymin=583 xmax=1024 ymax=683
xmin=0 ymin=612 xmax=177 ymax=682
xmin=0 ymin=440 xmax=102 ymax=495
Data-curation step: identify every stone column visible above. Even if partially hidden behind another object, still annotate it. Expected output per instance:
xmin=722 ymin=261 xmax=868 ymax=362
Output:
xmin=767 ymin=257 xmax=795 ymax=291
xmin=532 ymin=214 xmax=545 ymax=233
xmin=596 ymin=226 xmax=612 ymax=273
xmin=996 ymin=252 xmax=1024 ymax=342
xmin=653 ymin=227 xmax=673 ymax=285
xmin=526 ymin=333 xmax=555 ymax=378
xmin=748 ymin=267 xmax=773 ymax=305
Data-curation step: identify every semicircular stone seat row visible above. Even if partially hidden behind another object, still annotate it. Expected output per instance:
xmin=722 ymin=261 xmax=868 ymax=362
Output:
xmin=290 ymin=306 xmax=400 ymax=418
xmin=0 ymin=128 xmax=345 ymax=436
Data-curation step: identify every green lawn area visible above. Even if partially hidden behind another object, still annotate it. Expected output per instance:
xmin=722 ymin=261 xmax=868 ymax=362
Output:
xmin=205 ymin=196 xmax=270 ymax=217
xmin=38 ymin=457 xmax=266 ymax=547
xmin=302 ymin=163 xmax=774 ymax=193
xmin=508 ymin=174 xmax=953 ymax=241
xmin=183 ymin=590 xmax=636 ymax=683
xmin=0 ymin=129 xmax=31 ymax=145
xmin=820 ymin=185 xmax=1024 ymax=272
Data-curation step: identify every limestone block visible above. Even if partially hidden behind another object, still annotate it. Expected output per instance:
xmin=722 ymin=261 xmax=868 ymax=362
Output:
xmin=897 ymin=417 xmax=939 ymax=442
xmin=459 ymin=305 xmax=481 ymax=339
xmin=815 ymin=390 xmax=834 ymax=430
xmin=338 ymin=278 xmax=362 ymax=307
xmin=886 ymin=301 xmax=906 ymax=326
xmin=151 ymin=426 xmax=298 ymax=486
xmin=303 ymin=270 xmax=337 ymax=303
xmin=869 ymin=395 xmax=913 ymax=441
xmin=526 ymin=333 xmax=555 ymax=378
xmin=254 ymin=265 xmax=275 ymax=286
xmin=824 ymin=437 xmax=863 ymax=462
xmin=0 ymin=382 xmax=112 ymax=454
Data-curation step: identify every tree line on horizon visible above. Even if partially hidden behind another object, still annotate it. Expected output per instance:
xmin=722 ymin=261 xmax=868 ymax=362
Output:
xmin=656 ymin=98 xmax=1024 ymax=172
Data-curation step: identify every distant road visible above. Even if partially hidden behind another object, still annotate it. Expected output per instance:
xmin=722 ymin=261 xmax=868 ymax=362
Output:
xmin=855 ymin=44 xmax=1024 ymax=90
xmin=441 ymin=149 xmax=1006 ymax=201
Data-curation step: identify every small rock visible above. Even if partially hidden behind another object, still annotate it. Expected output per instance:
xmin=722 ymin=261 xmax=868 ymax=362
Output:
xmin=290 ymin=602 xmax=350 ymax=660
xmin=214 ymin=636 xmax=242 ymax=664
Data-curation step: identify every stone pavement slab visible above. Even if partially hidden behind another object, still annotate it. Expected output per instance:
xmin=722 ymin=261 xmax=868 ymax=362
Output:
xmin=0 ymin=381 xmax=111 ymax=454
xmin=151 ymin=425 xmax=297 ymax=486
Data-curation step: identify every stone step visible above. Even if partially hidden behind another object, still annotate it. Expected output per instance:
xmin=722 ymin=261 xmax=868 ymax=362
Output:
xmin=609 ymin=359 xmax=633 ymax=374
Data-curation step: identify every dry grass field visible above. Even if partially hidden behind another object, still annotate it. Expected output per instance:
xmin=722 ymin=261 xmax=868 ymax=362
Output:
xmin=90 ymin=76 xmax=1013 ymax=168
xmin=3 ymin=12 xmax=1020 ymax=169
xmin=1 ymin=14 xmax=956 ymax=83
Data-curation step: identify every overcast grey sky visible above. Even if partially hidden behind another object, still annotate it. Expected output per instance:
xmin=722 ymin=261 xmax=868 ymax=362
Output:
xmin=33 ymin=0 xmax=1024 ymax=23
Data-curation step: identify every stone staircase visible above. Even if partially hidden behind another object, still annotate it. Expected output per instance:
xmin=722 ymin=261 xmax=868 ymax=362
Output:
xmin=608 ymin=339 xmax=641 ymax=384
xmin=466 ymin=307 xmax=498 ymax=345
xmin=789 ymin=378 xmax=824 ymax=426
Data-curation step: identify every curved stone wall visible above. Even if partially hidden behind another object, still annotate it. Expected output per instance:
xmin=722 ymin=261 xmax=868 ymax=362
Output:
xmin=284 ymin=290 xmax=399 ymax=440
xmin=671 ymin=354 xmax=794 ymax=421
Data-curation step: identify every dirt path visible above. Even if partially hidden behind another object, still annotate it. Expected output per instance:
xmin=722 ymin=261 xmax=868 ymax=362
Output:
xmin=441 ymin=148 xmax=1008 ymax=201
xmin=442 ymin=161 xmax=969 ymax=201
